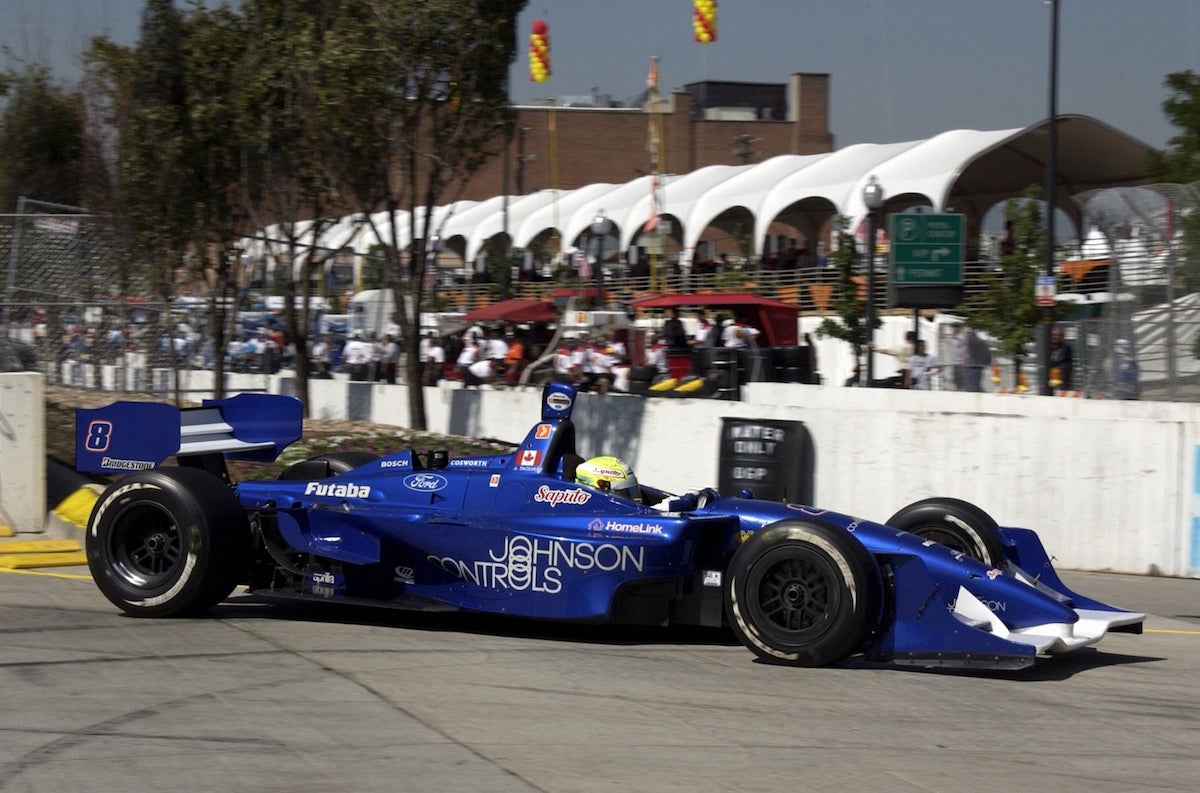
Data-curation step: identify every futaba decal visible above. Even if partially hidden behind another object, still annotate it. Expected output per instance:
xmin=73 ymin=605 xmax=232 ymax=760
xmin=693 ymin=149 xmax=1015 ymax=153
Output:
xmin=304 ymin=481 xmax=371 ymax=498
xmin=430 ymin=535 xmax=644 ymax=594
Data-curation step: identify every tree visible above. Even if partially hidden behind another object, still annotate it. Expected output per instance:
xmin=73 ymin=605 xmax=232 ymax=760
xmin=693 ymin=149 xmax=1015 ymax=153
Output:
xmin=0 ymin=65 xmax=84 ymax=212
xmin=234 ymin=0 xmax=358 ymax=411
xmin=1148 ymin=69 xmax=1200 ymax=298
xmin=85 ymin=0 xmax=253 ymax=402
xmin=316 ymin=0 xmax=527 ymax=430
xmin=1148 ymin=70 xmax=1200 ymax=183
xmin=815 ymin=218 xmax=874 ymax=383
xmin=961 ymin=187 xmax=1048 ymax=382
xmin=179 ymin=4 xmax=255 ymax=400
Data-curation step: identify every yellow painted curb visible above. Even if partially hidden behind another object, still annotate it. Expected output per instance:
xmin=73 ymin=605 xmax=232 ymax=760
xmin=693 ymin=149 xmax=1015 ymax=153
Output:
xmin=52 ymin=486 xmax=103 ymax=529
xmin=0 ymin=539 xmax=82 ymax=554
xmin=0 ymin=525 xmax=12 ymax=538
xmin=0 ymin=551 xmax=89 ymax=569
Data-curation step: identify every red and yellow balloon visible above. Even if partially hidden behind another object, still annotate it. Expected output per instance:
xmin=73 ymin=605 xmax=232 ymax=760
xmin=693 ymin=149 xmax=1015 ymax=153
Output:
xmin=693 ymin=0 xmax=717 ymax=44
xmin=529 ymin=19 xmax=550 ymax=83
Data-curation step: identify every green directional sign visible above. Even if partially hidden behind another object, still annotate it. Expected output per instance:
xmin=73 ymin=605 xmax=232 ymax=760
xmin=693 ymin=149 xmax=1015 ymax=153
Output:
xmin=889 ymin=213 xmax=965 ymax=285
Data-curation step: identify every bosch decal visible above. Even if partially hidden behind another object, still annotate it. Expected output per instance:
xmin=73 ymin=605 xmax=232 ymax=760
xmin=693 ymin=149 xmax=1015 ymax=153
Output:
xmin=380 ymin=459 xmax=411 ymax=469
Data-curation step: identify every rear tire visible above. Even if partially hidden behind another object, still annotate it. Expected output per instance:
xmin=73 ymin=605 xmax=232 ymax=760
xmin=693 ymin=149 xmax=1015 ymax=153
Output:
xmin=724 ymin=520 xmax=880 ymax=666
xmin=86 ymin=467 xmax=249 ymax=617
xmin=885 ymin=497 xmax=1005 ymax=567
xmin=277 ymin=452 xmax=378 ymax=480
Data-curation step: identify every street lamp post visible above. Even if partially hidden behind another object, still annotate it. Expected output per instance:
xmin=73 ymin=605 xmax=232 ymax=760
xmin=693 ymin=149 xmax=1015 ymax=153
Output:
xmin=590 ymin=210 xmax=612 ymax=309
xmin=862 ymin=175 xmax=885 ymax=386
xmin=1040 ymin=0 xmax=1060 ymax=396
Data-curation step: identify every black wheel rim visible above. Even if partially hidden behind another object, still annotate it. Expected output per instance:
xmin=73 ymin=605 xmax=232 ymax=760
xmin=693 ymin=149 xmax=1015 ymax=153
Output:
xmin=752 ymin=551 xmax=840 ymax=639
xmin=108 ymin=503 xmax=185 ymax=589
xmin=911 ymin=525 xmax=977 ymax=559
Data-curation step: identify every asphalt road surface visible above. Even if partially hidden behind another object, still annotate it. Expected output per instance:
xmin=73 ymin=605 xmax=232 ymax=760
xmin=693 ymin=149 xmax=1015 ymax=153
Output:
xmin=1 ymin=563 xmax=1197 ymax=793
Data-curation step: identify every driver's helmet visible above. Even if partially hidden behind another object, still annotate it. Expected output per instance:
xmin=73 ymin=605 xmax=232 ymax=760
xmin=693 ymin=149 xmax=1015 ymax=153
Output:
xmin=575 ymin=455 xmax=640 ymax=501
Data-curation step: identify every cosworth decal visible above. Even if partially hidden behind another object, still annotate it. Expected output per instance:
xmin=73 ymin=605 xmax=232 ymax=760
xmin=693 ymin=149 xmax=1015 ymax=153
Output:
xmin=304 ymin=481 xmax=371 ymax=498
xmin=447 ymin=458 xmax=490 ymax=469
xmin=533 ymin=485 xmax=591 ymax=507
xmin=429 ymin=535 xmax=645 ymax=594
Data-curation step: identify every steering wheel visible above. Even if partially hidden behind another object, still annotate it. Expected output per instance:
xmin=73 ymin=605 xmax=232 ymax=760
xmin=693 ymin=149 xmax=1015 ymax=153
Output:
xmin=694 ymin=487 xmax=719 ymax=509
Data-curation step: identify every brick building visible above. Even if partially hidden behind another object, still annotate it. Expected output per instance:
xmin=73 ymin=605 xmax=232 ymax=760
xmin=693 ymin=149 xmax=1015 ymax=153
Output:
xmin=460 ymin=72 xmax=833 ymax=201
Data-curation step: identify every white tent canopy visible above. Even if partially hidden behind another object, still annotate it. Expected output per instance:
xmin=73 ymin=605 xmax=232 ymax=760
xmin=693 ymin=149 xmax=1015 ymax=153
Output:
xmin=245 ymin=115 xmax=1154 ymax=267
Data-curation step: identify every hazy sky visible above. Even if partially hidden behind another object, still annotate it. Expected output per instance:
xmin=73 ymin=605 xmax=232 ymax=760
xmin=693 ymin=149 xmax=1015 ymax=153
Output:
xmin=4 ymin=0 xmax=1198 ymax=151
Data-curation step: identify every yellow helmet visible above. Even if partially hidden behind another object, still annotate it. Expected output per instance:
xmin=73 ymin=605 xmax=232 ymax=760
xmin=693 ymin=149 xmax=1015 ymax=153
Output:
xmin=575 ymin=455 xmax=640 ymax=501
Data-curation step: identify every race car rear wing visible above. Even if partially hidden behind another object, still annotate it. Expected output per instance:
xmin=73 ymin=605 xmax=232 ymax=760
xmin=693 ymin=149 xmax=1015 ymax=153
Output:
xmin=75 ymin=393 xmax=303 ymax=475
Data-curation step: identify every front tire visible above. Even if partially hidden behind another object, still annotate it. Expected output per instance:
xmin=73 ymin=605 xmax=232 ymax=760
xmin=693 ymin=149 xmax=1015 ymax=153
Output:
xmin=724 ymin=520 xmax=880 ymax=666
xmin=885 ymin=497 xmax=1005 ymax=567
xmin=86 ymin=467 xmax=250 ymax=617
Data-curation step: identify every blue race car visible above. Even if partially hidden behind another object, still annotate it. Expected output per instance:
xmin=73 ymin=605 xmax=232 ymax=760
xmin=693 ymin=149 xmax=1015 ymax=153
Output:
xmin=76 ymin=383 xmax=1143 ymax=669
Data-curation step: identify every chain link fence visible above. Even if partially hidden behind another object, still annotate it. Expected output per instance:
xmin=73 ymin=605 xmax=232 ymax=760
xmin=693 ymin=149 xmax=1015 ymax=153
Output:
xmin=6 ymin=186 xmax=1200 ymax=403
xmin=0 ymin=199 xmax=186 ymax=393
xmin=1070 ymin=183 xmax=1200 ymax=401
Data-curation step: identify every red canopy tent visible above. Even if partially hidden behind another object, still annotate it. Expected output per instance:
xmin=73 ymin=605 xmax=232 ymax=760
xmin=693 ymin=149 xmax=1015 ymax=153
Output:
xmin=461 ymin=298 xmax=558 ymax=325
xmin=628 ymin=293 xmax=799 ymax=347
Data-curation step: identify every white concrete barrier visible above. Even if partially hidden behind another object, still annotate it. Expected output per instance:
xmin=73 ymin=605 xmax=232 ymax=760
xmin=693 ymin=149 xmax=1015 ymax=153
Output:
xmin=34 ymin=366 xmax=1200 ymax=578
xmin=304 ymin=377 xmax=1200 ymax=578
xmin=0 ymin=372 xmax=46 ymax=534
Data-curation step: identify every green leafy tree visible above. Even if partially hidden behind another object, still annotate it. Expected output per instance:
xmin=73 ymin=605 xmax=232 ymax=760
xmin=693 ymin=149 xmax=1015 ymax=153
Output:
xmin=961 ymin=187 xmax=1048 ymax=381
xmin=234 ymin=0 xmax=361 ymax=411
xmin=1148 ymin=70 xmax=1200 ymax=183
xmin=1148 ymin=69 xmax=1200 ymax=300
xmin=0 ymin=65 xmax=84 ymax=211
xmin=86 ymin=0 xmax=251 ymax=402
xmin=816 ymin=218 xmax=874 ymax=381
xmin=315 ymin=0 xmax=526 ymax=430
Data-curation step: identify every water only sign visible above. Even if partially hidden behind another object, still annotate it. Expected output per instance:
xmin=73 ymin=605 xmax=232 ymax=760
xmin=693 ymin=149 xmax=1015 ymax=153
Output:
xmin=889 ymin=213 xmax=965 ymax=285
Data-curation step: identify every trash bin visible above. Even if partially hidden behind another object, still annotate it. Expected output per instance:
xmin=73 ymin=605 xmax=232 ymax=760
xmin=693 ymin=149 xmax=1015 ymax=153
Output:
xmin=707 ymin=348 xmax=740 ymax=400
xmin=717 ymin=417 xmax=814 ymax=504
xmin=737 ymin=347 xmax=773 ymax=382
